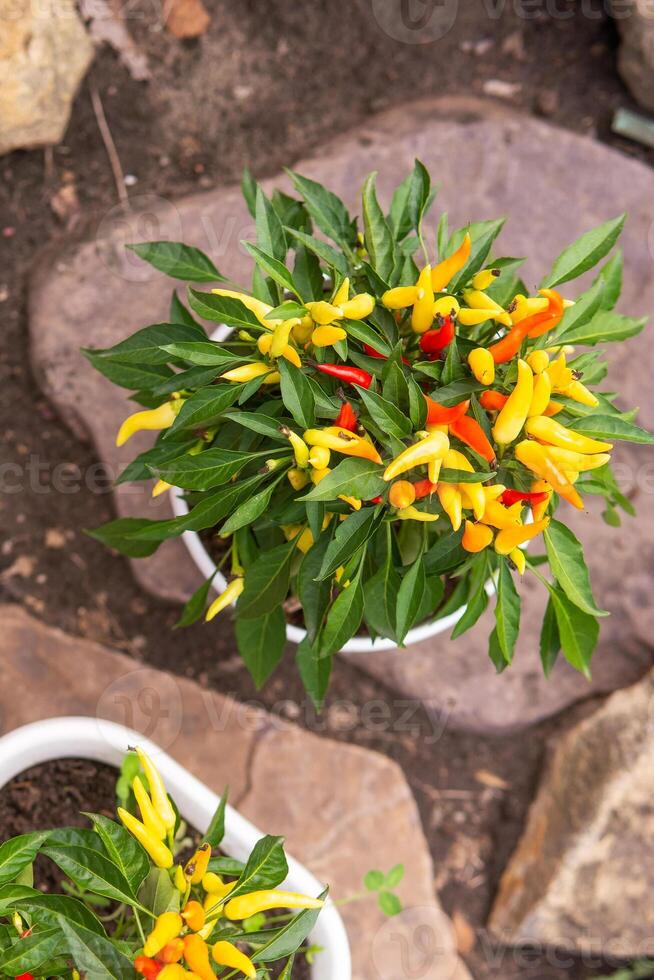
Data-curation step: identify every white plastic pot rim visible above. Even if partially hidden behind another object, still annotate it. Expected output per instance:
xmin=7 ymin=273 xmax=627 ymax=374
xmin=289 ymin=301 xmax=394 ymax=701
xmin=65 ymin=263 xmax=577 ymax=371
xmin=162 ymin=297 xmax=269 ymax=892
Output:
xmin=0 ymin=717 xmax=351 ymax=980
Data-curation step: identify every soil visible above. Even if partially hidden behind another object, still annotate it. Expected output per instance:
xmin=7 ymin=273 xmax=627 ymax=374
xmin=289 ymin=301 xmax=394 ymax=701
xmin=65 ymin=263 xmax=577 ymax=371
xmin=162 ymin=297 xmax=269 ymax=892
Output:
xmin=0 ymin=759 xmax=312 ymax=979
xmin=1 ymin=2 xmax=652 ymax=978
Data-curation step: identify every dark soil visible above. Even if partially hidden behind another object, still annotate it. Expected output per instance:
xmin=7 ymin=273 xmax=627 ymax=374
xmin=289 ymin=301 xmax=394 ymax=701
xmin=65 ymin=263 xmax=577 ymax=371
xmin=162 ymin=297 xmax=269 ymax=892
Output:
xmin=0 ymin=760 xmax=312 ymax=979
xmin=1 ymin=3 xmax=652 ymax=978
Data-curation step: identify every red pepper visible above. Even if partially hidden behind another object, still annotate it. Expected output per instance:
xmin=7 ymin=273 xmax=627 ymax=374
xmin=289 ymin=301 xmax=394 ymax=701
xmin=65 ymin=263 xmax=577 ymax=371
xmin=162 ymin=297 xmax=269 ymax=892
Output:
xmin=424 ymin=396 xmax=469 ymax=426
xmin=369 ymin=495 xmax=383 ymax=504
xmin=499 ymin=488 xmax=550 ymax=508
xmin=335 ymin=399 xmax=358 ymax=431
xmin=449 ymin=415 xmax=496 ymax=465
xmin=419 ymin=317 xmax=455 ymax=356
xmin=479 ymin=390 xmax=509 ymax=412
xmin=314 ymin=362 xmax=373 ymax=389
xmin=16 ymin=974 xmax=34 ymax=980
xmin=362 ymin=343 xmax=410 ymax=366
xmin=413 ymin=479 xmax=439 ymax=500
xmin=134 ymin=957 xmax=163 ymax=980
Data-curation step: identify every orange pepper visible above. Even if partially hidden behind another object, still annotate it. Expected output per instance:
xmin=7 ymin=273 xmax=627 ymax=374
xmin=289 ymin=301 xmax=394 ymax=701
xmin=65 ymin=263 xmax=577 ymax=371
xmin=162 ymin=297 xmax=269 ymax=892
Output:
xmin=424 ymin=396 xmax=469 ymax=425
xmin=449 ymin=415 xmax=496 ymax=465
xmin=479 ymin=390 xmax=509 ymax=412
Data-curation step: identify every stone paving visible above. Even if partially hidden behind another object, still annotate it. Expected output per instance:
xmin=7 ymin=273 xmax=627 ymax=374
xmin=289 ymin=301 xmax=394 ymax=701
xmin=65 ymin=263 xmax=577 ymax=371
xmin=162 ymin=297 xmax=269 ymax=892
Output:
xmin=30 ymin=95 xmax=654 ymax=732
xmin=0 ymin=605 xmax=470 ymax=980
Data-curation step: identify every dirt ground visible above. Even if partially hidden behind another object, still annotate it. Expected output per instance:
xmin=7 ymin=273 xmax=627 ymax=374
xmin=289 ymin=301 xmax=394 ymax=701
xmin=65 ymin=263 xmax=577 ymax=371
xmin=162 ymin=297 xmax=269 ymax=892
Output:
xmin=1 ymin=2 xmax=653 ymax=977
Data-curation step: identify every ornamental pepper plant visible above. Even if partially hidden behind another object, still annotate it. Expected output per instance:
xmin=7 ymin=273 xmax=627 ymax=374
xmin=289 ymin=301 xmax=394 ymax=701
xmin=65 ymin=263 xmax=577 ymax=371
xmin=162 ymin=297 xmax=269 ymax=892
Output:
xmin=0 ymin=748 xmax=402 ymax=977
xmin=86 ymin=162 xmax=653 ymax=704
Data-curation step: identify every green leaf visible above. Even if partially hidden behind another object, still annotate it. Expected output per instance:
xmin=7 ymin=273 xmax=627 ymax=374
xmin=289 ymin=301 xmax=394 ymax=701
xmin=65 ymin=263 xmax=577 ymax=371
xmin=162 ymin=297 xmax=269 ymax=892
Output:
xmin=424 ymin=528 xmax=465 ymax=574
xmin=278 ymin=359 xmax=315 ymax=429
xmin=243 ymin=242 xmax=301 ymax=298
xmin=43 ymin=829 xmax=145 ymax=910
xmin=396 ymin=555 xmax=426 ymax=643
xmin=378 ymin=891 xmax=402 ymax=917
xmin=407 ymin=159 xmax=433 ymax=234
xmin=241 ymin=166 xmax=258 ymax=217
xmin=255 ymin=185 xmax=287 ymax=262
xmin=286 ymin=170 xmax=353 ymax=248
xmin=157 ymin=448 xmax=258 ymax=491
xmin=187 ymin=288 xmax=264 ymax=328
xmin=293 ymin=244 xmax=324 ymax=301
xmin=362 ymin=172 xmax=395 ymax=282
xmin=343 ymin=318 xmax=391 ymax=356
xmin=266 ymin=300 xmax=308 ymax=320
xmin=220 ymin=478 xmax=280 ymax=536
xmin=237 ymin=541 xmax=296 ymax=619
xmin=203 ymin=793 xmax=228 ymax=848
xmin=303 ymin=459 xmax=387 ymax=503
xmin=222 ymin=410 xmax=292 ymax=442
xmin=568 ymin=415 xmax=654 ymax=445
xmin=447 ymin=219 xmax=506 ymax=292
xmin=139 ymin=866 xmax=180 ymax=917
xmin=487 ymin=625 xmax=508 ymax=673
xmin=543 ymin=520 xmax=608 ymax=617
xmin=57 ymin=915 xmax=134 ymax=980
xmin=451 ymin=575 xmax=489 ymax=640
xmin=318 ymin=508 xmax=383 ymax=580
xmin=540 ymin=595 xmax=560 ymax=676
xmin=168 ymin=384 xmax=244 ymax=433
xmin=229 ymin=836 xmax=289 ymax=900
xmin=320 ymin=566 xmax=365 ymax=656
xmin=285 ymin=228 xmax=349 ymax=277
xmin=86 ymin=322 xmax=206 ymax=366
xmin=0 ymin=833 xmax=47 ymax=886
xmin=355 ymin=384 xmax=412 ymax=440
xmin=549 ymin=585 xmax=598 ymax=677
xmin=594 ymin=249 xmax=623 ymax=310
xmin=541 ymin=214 xmax=625 ymax=288
xmin=175 ymin=573 xmax=217 ymax=627
xmin=85 ymin=814 xmax=150 ymax=893
xmin=127 ymin=241 xmax=227 ymax=282
xmin=364 ymin=870 xmax=385 ymax=891
xmin=494 ymin=560 xmax=521 ymax=664
xmin=9 ymin=891 xmax=103 ymax=936
xmin=159 ymin=341 xmax=240 ymax=366
xmin=249 ymin=890 xmax=327 ymax=962
xmin=296 ymin=637 xmax=332 ymax=710
xmin=297 ymin=533 xmax=333 ymax=645
xmin=384 ymin=864 xmax=405 ymax=888
xmin=438 ymin=468 xmax=494 ymax=484
xmin=424 ymin=378 xmax=485 ymax=406
xmin=235 ymin=606 xmax=286 ymax=688
xmin=388 ymin=171 xmax=414 ymax=240
xmin=549 ymin=279 xmax=605 ymax=345
xmin=0 ymin=927 xmax=62 ymax=974
xmin=556 ymin=309 xmax=646 ymax=346
xmin=83 ymin=350 xmax=172 ymax=391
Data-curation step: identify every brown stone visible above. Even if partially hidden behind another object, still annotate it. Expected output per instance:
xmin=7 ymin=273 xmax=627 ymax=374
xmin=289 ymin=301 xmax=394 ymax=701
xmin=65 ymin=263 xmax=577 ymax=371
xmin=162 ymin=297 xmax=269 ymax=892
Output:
xmin=0 ymin=605 xmax=470 ymax=980
xmin=614 ymin=0 xmax=654 ymax=112
xmin=489 ymin=666 xmax=654 ymax=957
xmin=29 ymin=96 xmax=654 ymax=731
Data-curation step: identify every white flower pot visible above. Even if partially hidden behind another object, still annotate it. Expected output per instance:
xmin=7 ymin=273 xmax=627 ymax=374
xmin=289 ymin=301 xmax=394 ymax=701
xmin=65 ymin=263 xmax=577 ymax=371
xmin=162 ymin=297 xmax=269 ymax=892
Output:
xmin=0 ymin=716 xmax=351 ymax=980
xmin=170 ymin=322 xmax=472 ymax=653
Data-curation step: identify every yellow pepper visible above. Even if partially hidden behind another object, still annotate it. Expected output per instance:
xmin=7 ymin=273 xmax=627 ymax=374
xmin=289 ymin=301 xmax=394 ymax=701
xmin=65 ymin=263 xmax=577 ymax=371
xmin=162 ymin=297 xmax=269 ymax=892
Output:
xmin=383 ymin=431 xmax=449 ymax=481
xmin=462 ymin=520 xmax=494 ymax=553
xmin=287 ymin=467 xmax=309 ymax=491
xmin=561 ymin=378 xmax=599 ymax=407
xmin=184 ymin=844 xmax=212 ymax=886
xmin=183 ymin=935 xmax=217 ymax=980
xmin=116 ymin=399 xmax=182 ymax=448
xmin=308 ymin=446 xmax=330 ymax=469
xmin=437 ymin=484 xmax=462 ymax=531
xmin=458 ymin=307 xmax=511 ymax=327
xmin=160 ymin=939 xmax=185 ymax=964
xmin=143 ymin=912 xmax=183 ymax=957
xmin=205 ymin=577 xmax=244 ymax=621
xmin=444 ymin=448 xmax=485 ymax=520
xmin=509 ymin=547 xmax=526 ymax=574
xmin=468 ymin=347 xmax=495 ymax=385
xmin=431 ymin=233 xmax=471 ymax=291
xmin=257 ymin=333 xmax=301 ymax=368
xmin=433 ymin=295 xmax=460 ymax=318
xmin=224 ymin=890 xmax=324 ymax=921
xmin=174 ymin=865 xmax=187 ymax=892
xmin=527 ymin=350 xmax=550 ymax=374
xmin=304 ymin=426 xmax=382 ymax=464
xmin=389 ymin=480 xmax=416 ymax=510
xmin=312 ymin=325 xmax=348 ymax=347
xmin=132 ymin=776 xmax=166 ymax=840
xmin=135 ymin=748 xmax=176 ymax=834
xmin=152 ymin=479 xmax=173 ymax=498
xmin=479 ymin=498 xmax=523 ymax=530
xmin=515 ymin=440 xmax=584 ymax=510
xmin=279 ymin=425 xmax=310 ymax=468
xmin=472 ymin=268 xmax=500 ymax=290
xmin=547 ymin=448 xmax=611 ymax=472
xmin=483 ymin=484 xmax=506 ymax=501
xmin=524 ymin=415 xmax=612 ymax=453
xmin=495 ymin=517 xmax=550 ymax=555
xmin=492 ymin=359 xmax=534 ymax=445
xmin=531 ymin=479 xmax=551 ymax=522
xmin=382 ymin=284 xmax=419 ymax=309
xmin=340 ymin=292 xmax=375 ymax=319
xmin=181 ymin=901 xmax=205 ymax=932
xmin=510 ymin=295 xmax=549 ymax=324
xmin=292 ymin=315 xmax=314 ymax=345
xmin=306 ymin=300 xmax=341 ymax=325
xmin=395 ymin=505 xmax=439 ymax=523
xmin=412 ymin=265 xmax=435 ymax=333
xmin=528 ymin=370 xmax=552 ymax=418
xmin=462 ymin=288 xmax=505 ymax=318
xmin=221 ymin=363 xmax=273 ymax=383
xmin=212 ymin=941 xmax=256 ymax=979
xmin=158 ymin=966 xmax=186 ymax=980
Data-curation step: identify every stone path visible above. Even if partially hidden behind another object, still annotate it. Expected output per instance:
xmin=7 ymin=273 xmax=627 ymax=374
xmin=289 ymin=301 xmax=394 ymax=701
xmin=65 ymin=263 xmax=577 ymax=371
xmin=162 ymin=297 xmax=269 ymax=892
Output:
xmin=30 ymin=95 xmax=654 ymax=732
xmin=0 ymin=605 xmax=470 ymax=980
xmin=489 ymin=663 xmax=654 ymax=958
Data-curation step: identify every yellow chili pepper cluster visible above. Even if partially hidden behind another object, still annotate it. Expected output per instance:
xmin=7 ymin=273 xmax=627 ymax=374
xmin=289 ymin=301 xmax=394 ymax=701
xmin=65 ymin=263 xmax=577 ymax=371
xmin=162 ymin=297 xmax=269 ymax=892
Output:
xmin=118 ymin=747 xmax=176 ymax=869
xmin=382 ymin=235 xmax=470 ymax=333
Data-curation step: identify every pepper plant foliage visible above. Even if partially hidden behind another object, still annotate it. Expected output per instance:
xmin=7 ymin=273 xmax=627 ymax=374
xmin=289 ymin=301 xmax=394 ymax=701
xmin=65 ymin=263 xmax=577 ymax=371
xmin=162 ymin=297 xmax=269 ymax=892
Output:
xmin=86 ymin=162 xmax=653 ymax=703
xmin=0 ymin=748 xmax=331 ymax=978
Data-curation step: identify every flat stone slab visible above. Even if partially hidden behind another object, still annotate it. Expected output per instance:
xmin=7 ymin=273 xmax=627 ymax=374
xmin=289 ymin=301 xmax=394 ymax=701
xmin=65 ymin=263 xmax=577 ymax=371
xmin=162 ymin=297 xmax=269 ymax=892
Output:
xmin=0 ymin=605 xmax=470 ymax=980
xmin=30 ymin=95 xmax=654 ymax=732
xmin=489 ymin=664 xmax=654 ymax=957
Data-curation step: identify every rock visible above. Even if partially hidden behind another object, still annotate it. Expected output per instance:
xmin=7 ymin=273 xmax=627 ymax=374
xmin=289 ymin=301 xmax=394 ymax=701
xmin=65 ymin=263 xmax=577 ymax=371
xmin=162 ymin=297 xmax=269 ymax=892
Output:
xmin=614 ymin=0 xmax=654 ymax=112
xmin=29 ymin=95 xmax=654 ymax=731
xmin=0 ymin=605 xmax=470 ymax=980
xmin=165 ymin=0 xmax=211 ymax=38
xmin=489 ymin=666 xmax=654 ymax=956
xmin=0 ymin=0 xmax=94 ymax=155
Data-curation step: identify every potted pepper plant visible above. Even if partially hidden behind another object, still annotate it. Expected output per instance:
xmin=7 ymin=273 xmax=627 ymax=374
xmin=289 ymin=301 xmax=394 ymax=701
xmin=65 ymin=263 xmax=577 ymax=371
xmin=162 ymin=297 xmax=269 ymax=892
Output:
xmin=85 ymin=162 xmax=653 ymax=704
